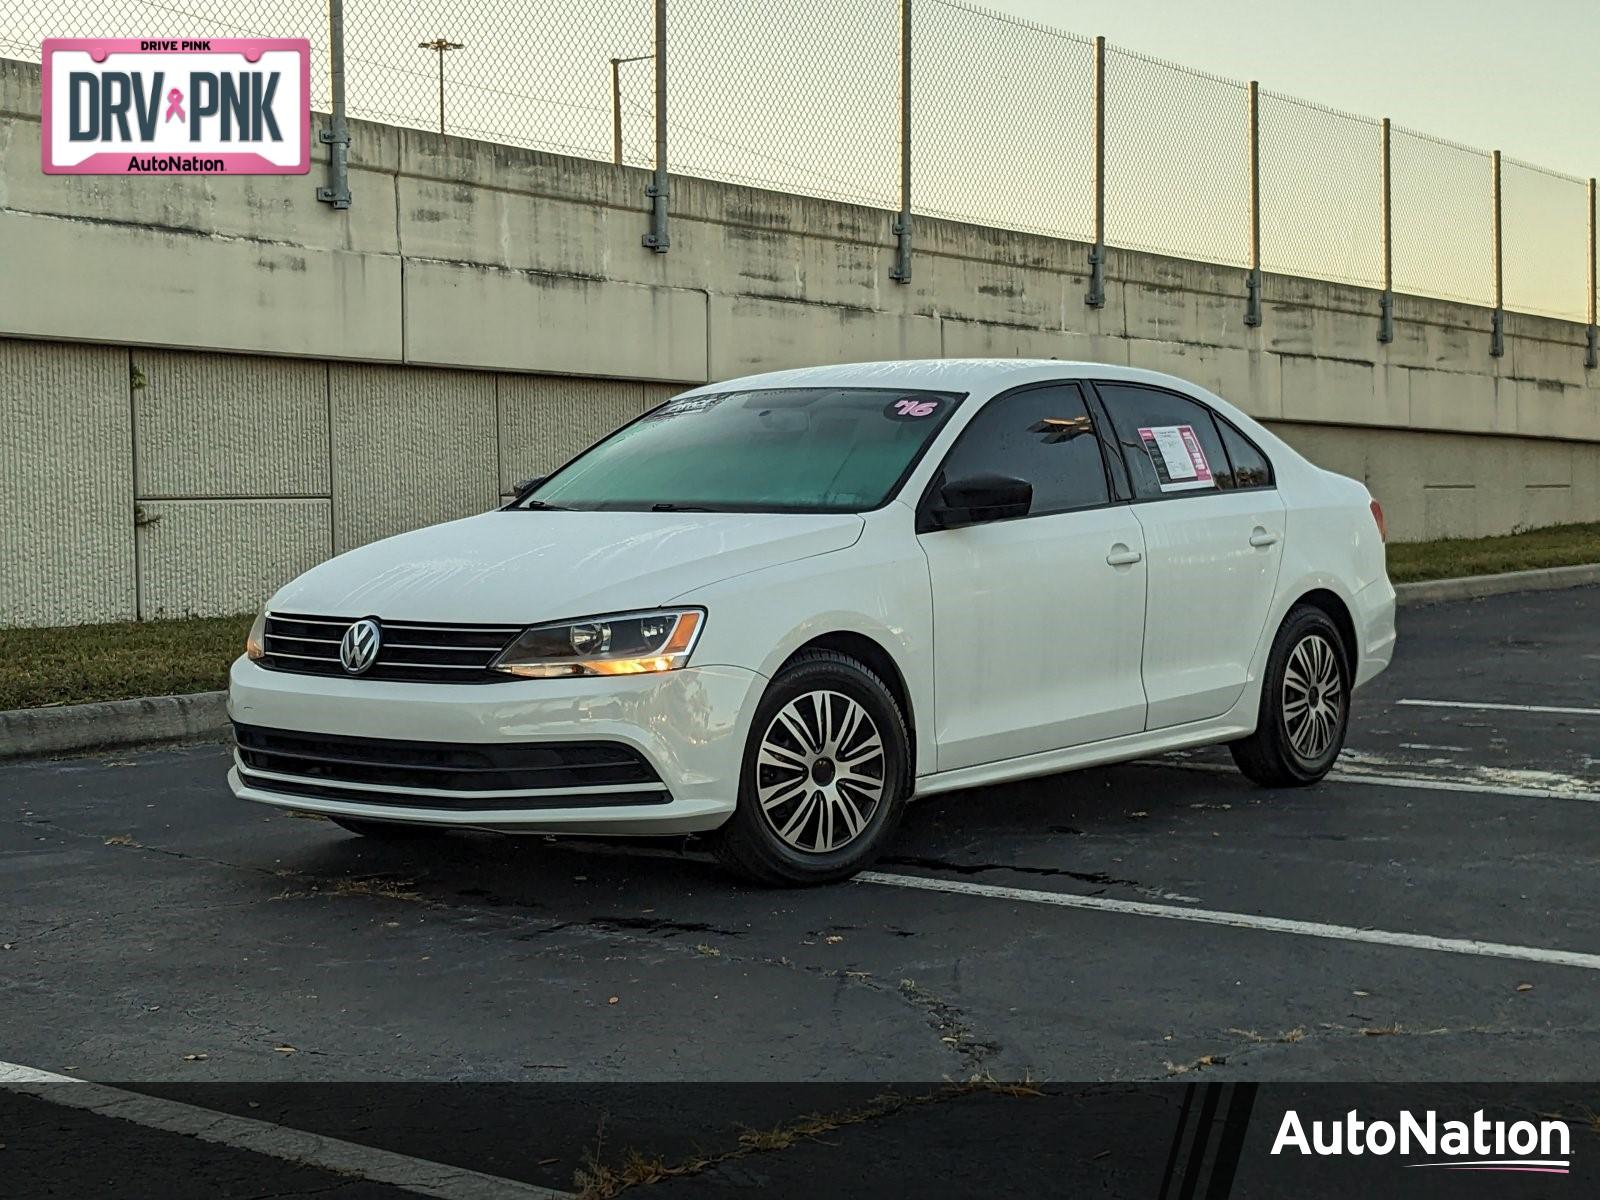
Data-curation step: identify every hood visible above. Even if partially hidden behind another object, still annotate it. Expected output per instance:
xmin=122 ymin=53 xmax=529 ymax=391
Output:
xmin=269 ymin=509 xmax=866 ymax=623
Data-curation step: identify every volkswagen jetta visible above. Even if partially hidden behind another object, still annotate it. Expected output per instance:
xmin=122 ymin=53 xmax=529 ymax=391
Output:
xmin=229 ymin=360 xmax=1395 ymax=885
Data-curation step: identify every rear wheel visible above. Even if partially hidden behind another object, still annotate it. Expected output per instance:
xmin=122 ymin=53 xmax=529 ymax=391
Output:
xmin=328 ymin=815 xmax=437 ymax=839
xmin=710 ymin=650 xmax=910 ymax=886
xmin=1230 ymin=606 xmax=1351 ymax=787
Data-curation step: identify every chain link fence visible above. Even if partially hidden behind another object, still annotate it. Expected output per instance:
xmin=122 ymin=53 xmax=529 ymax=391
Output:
xmin=1388 ymin=126 xmax=1495 ymax=308
xmin=1105 ymin=45 xmax=1251 ymax=270
xmin=1259 ymin=92 xmax=1383 ymax=291
xmin=910 ymin=0 xmax=1094 ymax=242
xmin=6 ymin=0 xmax=1597 ymax=328
xmin=1502 ymin=157 xmax=1589 ymax=322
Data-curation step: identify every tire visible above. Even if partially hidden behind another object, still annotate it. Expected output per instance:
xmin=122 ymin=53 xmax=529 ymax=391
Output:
xmin=328 ymin=815 xmax=437 ymax=839
xmin=709 ymin=650 xmax=911 ymax=886
xmin=1230 ymin=605 xmax=1351 ymax=787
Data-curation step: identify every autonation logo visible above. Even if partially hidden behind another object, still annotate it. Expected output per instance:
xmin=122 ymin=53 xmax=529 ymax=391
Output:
xmin=1272 ymin=1108 xmax=1571 ymax=1174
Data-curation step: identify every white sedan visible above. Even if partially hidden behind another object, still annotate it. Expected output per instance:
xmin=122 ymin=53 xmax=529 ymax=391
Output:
xmin=230 ymin=359 xmax=1395 ymax=885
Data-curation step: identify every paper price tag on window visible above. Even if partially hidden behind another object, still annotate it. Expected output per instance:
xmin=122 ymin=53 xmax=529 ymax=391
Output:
xmin=1138 ymin=425 xmax=1215 ymax=492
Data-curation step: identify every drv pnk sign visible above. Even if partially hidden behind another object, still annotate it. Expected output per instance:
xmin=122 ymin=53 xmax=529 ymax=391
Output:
xmin=41 ymin=38 xmax=310 ymax=175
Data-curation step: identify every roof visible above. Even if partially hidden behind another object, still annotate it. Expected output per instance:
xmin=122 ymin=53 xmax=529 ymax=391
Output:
xmin=694 ymin=358 xmax=1209 ymax=398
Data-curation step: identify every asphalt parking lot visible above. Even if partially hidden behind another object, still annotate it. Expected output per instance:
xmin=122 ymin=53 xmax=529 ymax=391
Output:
xmin=3 ymin=587 xmax=1598 ymax=1194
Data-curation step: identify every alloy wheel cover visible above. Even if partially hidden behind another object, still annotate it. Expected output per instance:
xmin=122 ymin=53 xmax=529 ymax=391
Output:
xmin=756 ymin=689 xmax=887 ymax=854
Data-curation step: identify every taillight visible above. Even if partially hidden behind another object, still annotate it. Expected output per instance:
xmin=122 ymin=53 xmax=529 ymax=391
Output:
xmin=1369 ymin=498 xmax=1387 ymax=543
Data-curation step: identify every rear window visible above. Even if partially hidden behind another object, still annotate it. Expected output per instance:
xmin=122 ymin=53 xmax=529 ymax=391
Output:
xmin=1215 ymin=416 xmax=1275 ymax=489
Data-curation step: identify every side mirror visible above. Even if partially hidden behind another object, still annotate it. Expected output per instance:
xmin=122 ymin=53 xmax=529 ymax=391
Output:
xmin=925 ymin=473 xmax=1032 ymax=530
xmin=512 ymin=475 xmax=547 ymax=501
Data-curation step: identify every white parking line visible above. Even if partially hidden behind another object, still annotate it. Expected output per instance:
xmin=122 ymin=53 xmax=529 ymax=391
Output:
xmin=857 ymin=873 xmax=1600 ymax=971
xmin=1398 ymin=699 xmax=1600 ymax=718
xmin=1152 ymin=758 xmax=1600 ymax=803
xmin=0 ymin=1063 xmax=573 ymax=1200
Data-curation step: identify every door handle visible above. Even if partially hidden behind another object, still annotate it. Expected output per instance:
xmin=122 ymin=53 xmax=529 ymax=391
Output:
xmin=1249 ymin=527 xmax=1280 ymax=548
xmin=1106 ymin=544 xmax=1143 ymax=567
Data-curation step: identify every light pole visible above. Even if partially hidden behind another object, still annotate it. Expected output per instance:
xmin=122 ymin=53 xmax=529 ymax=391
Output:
xmin=609 ymin=54 xmax=653 ymax=165
xmin=418 ymin=38 xmax=464 ymax=135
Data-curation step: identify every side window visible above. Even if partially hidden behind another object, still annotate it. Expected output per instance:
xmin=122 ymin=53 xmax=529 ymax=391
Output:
xmin=1096 ymin=383 xmax=1235 ymax=500
xmin=933 ymin=383 xmax=1110 ymax=517
xmin=1215 ymin=416 xmax=1275 ymax=489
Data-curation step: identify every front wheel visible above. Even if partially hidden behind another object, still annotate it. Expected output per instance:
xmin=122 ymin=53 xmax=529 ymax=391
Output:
xmin=1230 ymin=606 xmax=1351 ymax=787
xmin=709 ymin=650 xmax=911 ymax=886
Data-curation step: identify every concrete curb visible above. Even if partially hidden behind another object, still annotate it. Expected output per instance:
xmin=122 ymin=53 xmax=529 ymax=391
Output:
xmin=1 ymin=562 xmax=1595 ymax=760
xmin=1394 ymin=562 xmax=1600 ymax=607
xmin=0 ymin=690 xmax=228 ymax=762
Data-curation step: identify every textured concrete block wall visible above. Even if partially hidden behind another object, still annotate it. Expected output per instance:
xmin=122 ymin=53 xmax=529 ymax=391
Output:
xmin=328 ymin=364 xmax=499 ymax=553
xmin=0 ymin=340 xmax=135 ymax=626
xmin=131 ymin=349 xmax=335 ymax=619
xmin=0 ymin=336 xmax=670 ymax=625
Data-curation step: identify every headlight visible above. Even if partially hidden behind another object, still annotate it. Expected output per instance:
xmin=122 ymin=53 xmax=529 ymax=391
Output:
xmin=246 ymin=606 xmax=268 ymax=661
xmin=491 ymin=609 xmax=704 ymax=678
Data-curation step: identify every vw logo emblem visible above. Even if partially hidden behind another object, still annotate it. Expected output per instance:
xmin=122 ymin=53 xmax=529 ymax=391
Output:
xmin=339 ymin=618 xmax=382 ymax=675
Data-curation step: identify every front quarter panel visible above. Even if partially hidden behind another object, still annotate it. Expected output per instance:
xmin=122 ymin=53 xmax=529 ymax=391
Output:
xmin=668 ymin=503 xmax=936 ymax=777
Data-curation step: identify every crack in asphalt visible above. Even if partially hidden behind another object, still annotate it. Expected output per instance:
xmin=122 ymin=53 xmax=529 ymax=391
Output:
xmin=515 ymin=916 xmax=749 ymax=940
xmin=11 ymin=812 xmax=1009 ymax=1078
xmin=895 ymin=978 xmax=1000 ymax=1076
xmin=572 ymin=1080 xmax=1042 ymax=1199
xmin=1150 ymin=1018 xmax=1600 ymax=1082
xmin=879 ymin=854 xmax=1202 ymax=904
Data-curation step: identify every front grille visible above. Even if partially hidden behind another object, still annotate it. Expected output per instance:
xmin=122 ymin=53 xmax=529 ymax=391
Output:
xmin=260 ymin=612 xmax=521 ymax=683
xmin=234 ymin=723 xmax=671 ymax=810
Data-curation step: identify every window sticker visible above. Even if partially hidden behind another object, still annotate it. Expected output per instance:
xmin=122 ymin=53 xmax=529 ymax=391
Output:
xmin=882 ymin=396 xmax=941 ymax=421
xmin=1137 ymin=424 xmax=1215 ymax=492
xmin=647 ymin=394 xmax=724 ymax=420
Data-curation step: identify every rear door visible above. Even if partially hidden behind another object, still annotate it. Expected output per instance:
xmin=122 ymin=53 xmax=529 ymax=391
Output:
xmin=1091 ymin=382 xmax=1286 ymax=730
xmin=918 ymin=382 xmax=1148 ymax=771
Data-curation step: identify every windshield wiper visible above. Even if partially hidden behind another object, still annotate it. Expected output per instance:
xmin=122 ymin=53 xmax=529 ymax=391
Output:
xmin=518 ymin=499 xmax=571 ymax=511
xmin=650 ymin=502 xmax=717 ymax=512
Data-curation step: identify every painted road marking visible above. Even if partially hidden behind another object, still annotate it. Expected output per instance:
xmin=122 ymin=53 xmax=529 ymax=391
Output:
xmin=1397 ymin=699 xmax=1600 ymax=718
xmin=0 ymin=1063 xmax=574 ymax=1200
xmin=1152 ymin=758 xmax=1600 ymax=804
xmin=857 ymin=873 xmax=1600 ymax=972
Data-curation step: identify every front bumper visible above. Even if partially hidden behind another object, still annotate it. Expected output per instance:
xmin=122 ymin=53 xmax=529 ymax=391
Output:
xmin=226 ymin=656 xmax=764 ymax=834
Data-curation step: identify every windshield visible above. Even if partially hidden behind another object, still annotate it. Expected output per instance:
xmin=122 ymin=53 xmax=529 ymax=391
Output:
xmin=524 ymin=387 xmax=963 ymax=513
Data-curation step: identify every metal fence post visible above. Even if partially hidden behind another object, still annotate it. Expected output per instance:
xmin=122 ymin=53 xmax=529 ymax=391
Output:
xmin=611 ymin=58 xmax=623 ymax=165
xmin=641 ymin=0 xmax=669 ymax=252
xmin=1490 ymin=149 xmax=1504 ymax=357
xmin=1378 ymin=117 xmax=1394 ymax=343
xmin=890 ymin=0 xmax=913 ymax=283
xmin=1587 ymin=177 xmax=1597 ymax=369
xmin=1085 ymin=35 xmax=1106 ymax=307
xmin=1244 ymin=80 xmax=1262 ymax=327
xmin=315 ymin=0 xmax=352 ymax=209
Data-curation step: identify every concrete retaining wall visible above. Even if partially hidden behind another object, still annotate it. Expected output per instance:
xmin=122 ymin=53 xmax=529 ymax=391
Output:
xmin=2 ymin=57 xmax=1598 ymax=626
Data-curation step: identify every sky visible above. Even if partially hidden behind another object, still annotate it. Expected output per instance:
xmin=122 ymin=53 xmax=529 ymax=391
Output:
xmin=999 ymin=0 xmax=1599 ymax=180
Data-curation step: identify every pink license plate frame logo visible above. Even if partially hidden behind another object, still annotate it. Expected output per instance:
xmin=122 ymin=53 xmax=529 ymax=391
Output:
xmin=41 ymin=37 xmax=311 ymax=175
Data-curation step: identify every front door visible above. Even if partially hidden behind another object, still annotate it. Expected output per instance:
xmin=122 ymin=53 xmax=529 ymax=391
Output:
xmin=918 ymin=383 xmax=1149 ymax=772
